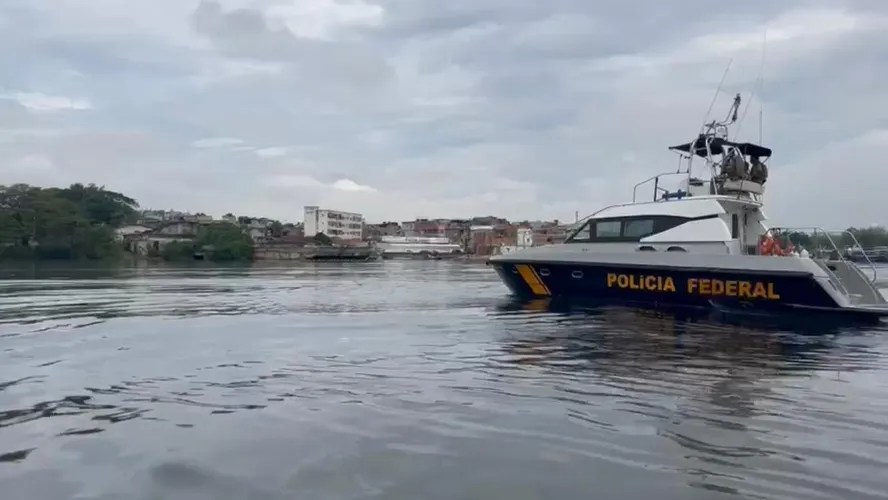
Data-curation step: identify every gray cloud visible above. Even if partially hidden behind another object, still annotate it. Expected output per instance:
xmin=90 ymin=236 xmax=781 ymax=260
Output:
xmin=191 ymin=0 xmax=393 ymax=88
xmin=1 ymin=0 xmax=886 ymax=228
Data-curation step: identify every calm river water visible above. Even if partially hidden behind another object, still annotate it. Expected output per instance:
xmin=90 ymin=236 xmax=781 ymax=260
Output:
xmin=1 ymin=261 xmax=888 ymax=500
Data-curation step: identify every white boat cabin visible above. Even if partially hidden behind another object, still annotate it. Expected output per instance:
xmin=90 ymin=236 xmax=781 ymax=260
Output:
xmin=564 ymin=93 xmax=775 ymax=256
xmin=564 ymin=196 xmax=767 ymax=256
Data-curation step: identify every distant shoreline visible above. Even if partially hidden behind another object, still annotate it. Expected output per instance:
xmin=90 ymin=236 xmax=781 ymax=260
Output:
xmin=0 ymin=255 xmax=491 ymax=268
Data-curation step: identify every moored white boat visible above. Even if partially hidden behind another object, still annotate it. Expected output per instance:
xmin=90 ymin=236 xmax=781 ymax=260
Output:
xmin=377 ymin=236 xmax=464 ymax=259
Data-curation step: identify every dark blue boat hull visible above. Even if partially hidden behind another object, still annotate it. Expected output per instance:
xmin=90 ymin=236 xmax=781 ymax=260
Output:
xmin=490 ymin=260 xmax=885 ymax=320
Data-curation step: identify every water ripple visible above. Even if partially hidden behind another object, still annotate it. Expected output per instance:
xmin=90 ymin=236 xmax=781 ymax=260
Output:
xmin=1 ymin=262 xmax=887 ymax=500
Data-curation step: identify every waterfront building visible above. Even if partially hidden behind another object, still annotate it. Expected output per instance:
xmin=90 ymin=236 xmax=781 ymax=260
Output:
xmin=364 ymin=222 xmax=402 ymax=240
xmin=304 ymin=206 xmax=364 ymax=240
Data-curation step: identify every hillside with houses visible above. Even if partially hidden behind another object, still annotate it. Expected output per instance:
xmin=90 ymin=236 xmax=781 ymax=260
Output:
xmin=5 ymin=183 xmax=888 ymax=263
xmin=2 ymin=183 xmax=577 ymax=262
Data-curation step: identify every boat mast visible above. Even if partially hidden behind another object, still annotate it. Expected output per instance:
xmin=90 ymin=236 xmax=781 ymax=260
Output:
xmin=759 ymin=29 xmax=767 ymax=144
xmin=688 ymin=61 xmax=733 ymax=183
xmin=689 ymin=92 xmax=741 ymax=190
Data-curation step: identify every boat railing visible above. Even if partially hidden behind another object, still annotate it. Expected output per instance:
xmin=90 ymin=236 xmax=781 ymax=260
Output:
xmin=839 ymin=230 xmax=878 ymax=283
xmin=632 ymin=172 xmax=689 ymax=203
xmin=769 ymin=227 xmax=878 ymax=283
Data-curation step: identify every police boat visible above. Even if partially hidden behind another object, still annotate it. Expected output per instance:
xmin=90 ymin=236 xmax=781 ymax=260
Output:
xmin=488 ymin=95 xmax=888 ymax=319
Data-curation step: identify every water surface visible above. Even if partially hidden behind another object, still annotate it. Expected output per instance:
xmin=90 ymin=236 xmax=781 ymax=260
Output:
xmin=1 ymin=261 xmax=888 ymax=499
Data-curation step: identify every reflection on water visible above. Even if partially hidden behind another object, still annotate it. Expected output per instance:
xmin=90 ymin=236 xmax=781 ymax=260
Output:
xmin=1 ymin=262 xmax=887 ymax=500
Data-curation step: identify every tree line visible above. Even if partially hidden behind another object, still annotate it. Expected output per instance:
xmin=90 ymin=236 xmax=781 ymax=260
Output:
xmin=157 ymin=224 xmax=254 ymax=261
xmin=4 ymin=182 xmax=888 ymax=261
xmin=785 ymin=226 xmax=888 ymax=251
xmin=0 ymin=183 xmax=254 ymax=261
xmin=1 ymin=183 xmax=138 ymax=260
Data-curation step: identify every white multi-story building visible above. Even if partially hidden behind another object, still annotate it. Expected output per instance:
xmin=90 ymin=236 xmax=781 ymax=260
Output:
xmin=304 ymin=206 xmax=364 ymax=240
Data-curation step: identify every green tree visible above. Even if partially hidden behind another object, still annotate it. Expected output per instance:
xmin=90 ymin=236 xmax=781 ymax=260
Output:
xmin=845 ymin=226 xmax=888 ymax=248
xmin=0 ymin=183 xmax=134 ymax=260
xmin=782 ymin=227 xmax=888 ymax=253
xmin=312 ymin=232 xmax=333 ymax=246
xmin=161 ymin=241 xmax=195 ymax=261
xmin=269 ymin=220 xmax=284 ymax=238
xmin=55 ymin=183 xmax=139 ymax=226
xmin=0 ymin=184 xmax=34 ymax=247
xmin=786 ymin=231 xmax=811 ymax=247
xmin=196 ymin=222 xmax=253 ymax=261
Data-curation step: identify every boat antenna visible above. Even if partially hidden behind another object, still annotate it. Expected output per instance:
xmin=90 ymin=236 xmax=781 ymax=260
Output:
xmin=683 ymin=60 xmax=732 ymax=178
xmin=704 ymin=92 xmax=740 ymax=138
xmin=701 ymin=58 xmax=733 ymax=132
xmin=759 ymin=28 xmax=767 ymax=144
xmin=734 ymin=29 xmax=768 ymax=142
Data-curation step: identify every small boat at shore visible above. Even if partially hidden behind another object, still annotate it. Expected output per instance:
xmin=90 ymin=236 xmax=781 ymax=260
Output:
xmin=489 ymin=94 xmax=888 ymax=320
xmin=375 ymin=236 xmax=464 ymax=260
xmin=376 ymin=236 xmax=463 ymax=260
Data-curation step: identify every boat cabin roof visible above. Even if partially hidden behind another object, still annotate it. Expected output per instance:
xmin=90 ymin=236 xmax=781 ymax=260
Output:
xmin=589 ymin=195 xmax=759 ymax=220
xmin=669 ymin=135 xmax=772 ymax=158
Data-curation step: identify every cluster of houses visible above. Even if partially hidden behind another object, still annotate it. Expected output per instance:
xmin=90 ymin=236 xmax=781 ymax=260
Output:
xmin=116 ymin=207 xmax=576 ymax=259
xmin=363 ymin=216 xmax=572 ymax=256
xmin=115 ymin=210 xmax=304 ymax=257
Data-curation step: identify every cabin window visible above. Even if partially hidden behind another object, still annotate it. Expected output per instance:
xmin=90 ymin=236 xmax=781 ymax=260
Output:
xmin=564 ymin=214 xmax=719 ymax=243
xmin=566 ymin=224 xmax=593 ymax=242
xmin=624 ymin=219 xmax=655 ymax=238
xmin=731 ymin=214 xmax=739 ymax=239
xmin=595 ymin=221 xmax=622 ymax=238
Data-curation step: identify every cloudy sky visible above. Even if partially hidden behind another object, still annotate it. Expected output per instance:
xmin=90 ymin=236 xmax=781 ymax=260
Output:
xmin=1 ymin=0 xmax=885 ymax=226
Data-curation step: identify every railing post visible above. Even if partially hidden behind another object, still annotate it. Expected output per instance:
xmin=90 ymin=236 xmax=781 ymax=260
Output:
xmin=843 ymin=230 xmax=878 ymax=283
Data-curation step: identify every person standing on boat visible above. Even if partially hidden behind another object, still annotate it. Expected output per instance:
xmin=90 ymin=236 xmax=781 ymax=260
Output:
xmin=758 ymin=231 xmax=799 ymax=256
xmin=758 ymin=231 xmax=781 ymax=256
xmin=750 ymin=156 xmax=768 ymax=184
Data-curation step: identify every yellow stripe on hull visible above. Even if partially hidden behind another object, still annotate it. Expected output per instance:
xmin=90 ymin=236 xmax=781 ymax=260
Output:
xmin=515 ymin=264 xmax=551 ymax=296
